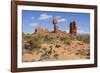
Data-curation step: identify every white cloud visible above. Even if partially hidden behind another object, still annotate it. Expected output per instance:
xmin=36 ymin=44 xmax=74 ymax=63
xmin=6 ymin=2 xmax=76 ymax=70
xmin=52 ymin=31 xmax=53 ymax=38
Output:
xmin=39 ymin=14 xmax=52 ymax=20
xmin=30 ymin=23 xmax=39 ymax=27
xmin=77 ymin=26 xmax=89 ymax=34
xmin=58 ymin=18 xmax=66 ymax=22
xmin=77 ymin=29 xmax=89 ymax=34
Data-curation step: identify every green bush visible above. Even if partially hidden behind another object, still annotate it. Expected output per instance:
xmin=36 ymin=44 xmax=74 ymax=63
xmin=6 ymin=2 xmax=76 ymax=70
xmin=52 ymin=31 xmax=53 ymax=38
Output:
xmin=23 ymin=34 xmax=42 ymax=51
xmin=70 ymin=35 xmax=77 ymax=40
xmin=23 ymin=34 xmax=33 ymax=41
xmin=60 ymin=36 xmax=72 ymax=45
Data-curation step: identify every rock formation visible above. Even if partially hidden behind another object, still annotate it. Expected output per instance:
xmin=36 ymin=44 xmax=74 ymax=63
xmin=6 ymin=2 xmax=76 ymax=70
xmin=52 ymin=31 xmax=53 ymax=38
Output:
xmin=53 ymin=17 xmax=61 ymax=33
xmin=34 ymin=26 xmax=50 ymax=35
xmin=34 ymin=27 xmax=44 ymax=35
xmin=70 ymin=21 xmax=77 ymax=35
xmin=34 ymin=17 xmax=77 ymax=36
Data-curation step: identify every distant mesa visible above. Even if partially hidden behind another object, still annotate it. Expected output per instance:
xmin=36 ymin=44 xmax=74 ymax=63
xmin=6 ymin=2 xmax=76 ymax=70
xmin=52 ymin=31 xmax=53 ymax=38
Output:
xmin=34 ymin=17 xmax=77 ymax=36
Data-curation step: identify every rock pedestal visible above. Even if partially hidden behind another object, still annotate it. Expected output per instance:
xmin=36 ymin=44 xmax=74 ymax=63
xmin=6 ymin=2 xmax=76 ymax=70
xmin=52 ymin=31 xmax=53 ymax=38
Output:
xmin=53 ymin=17 xmax=60 ymax=33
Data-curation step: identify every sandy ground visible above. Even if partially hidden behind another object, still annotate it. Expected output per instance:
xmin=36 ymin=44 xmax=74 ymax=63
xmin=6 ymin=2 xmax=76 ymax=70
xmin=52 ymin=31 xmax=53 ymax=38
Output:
xmin=22 ymin=41 xmax=90 ymax=62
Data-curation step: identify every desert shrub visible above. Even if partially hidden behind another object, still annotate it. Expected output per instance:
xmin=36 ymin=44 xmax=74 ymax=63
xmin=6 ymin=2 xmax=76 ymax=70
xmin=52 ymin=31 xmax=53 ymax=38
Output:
xmin=66 ymin=39 xmax=71 ymax=45
xmin=41 ymin=48 xmax=50 ymax=60
xmin=43 ymin=35 xmax=57 ymax=44
xmin=40 ymin=47 xmax=55 ymax=60
xmin=76 ymin=49 xmax=90 ymax=56
xmin=60 ymin=36 xmax=66 ymax=41
xmin=60 ymin=36 xmax=70 ymax=41
xmin=53 ymin=53 xmax=59 ymax=59
xmin=70 ymin=35 xmax=77 ymax=40
xmin=32 ymin=43 xmax=41 ymax=49
xmin=23 ymin=40 xmax=41 ymax=51
xmin=23 ymin=34 xmax=42 ymax=51
xmin=23 ymin=43 xmax=30 ymax=49
xmin=43 ymin=35 xmax=49 ymax=42
xmin=77 ymin=34 xmax=90 ymax=44
xmin=23 ymin=34 xmax=33 ymax=41
xmin=85 ymin=49 xmax=90 ymax=56
xmin=32 ymin=35 xmax=43 ymax=47
xmin=60 ymin=36 xmax=72 ymax=45
xmin=32 ymin=35 xmax=42 ymax=42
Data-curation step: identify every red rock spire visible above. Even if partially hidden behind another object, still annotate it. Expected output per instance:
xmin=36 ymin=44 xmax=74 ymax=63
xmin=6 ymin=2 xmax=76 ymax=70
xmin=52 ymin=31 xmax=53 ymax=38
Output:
xmin=53 ymin=17 xmax=60 ymax=33
xmin=70 ymin=21 xmax=77 ymax=35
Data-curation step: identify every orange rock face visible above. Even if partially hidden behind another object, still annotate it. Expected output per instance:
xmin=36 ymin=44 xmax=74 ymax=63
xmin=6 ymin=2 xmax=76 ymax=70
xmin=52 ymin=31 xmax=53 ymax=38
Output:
xmin=53 ymin=17 xmax=61 ymax=33
xmin=34 ymin=18 xmax=77 ymax=36
xmin=34 ymin=26 xmax=50 ymax=35
xmin=70 ymin=21 xmax=77 ymax=35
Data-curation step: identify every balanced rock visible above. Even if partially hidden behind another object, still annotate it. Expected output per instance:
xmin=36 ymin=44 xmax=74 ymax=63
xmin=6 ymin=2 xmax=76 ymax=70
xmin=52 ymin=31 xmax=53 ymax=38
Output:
xmin=53 ymin=17 xmax=61 ymax=33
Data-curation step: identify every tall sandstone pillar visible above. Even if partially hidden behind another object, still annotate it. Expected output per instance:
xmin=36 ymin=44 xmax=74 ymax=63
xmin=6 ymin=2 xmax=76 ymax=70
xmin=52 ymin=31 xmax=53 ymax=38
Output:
xmin=53 ymin=17 xmax=60 ymax=33
xmin=70 ymin=21 xmax=77 ymax=35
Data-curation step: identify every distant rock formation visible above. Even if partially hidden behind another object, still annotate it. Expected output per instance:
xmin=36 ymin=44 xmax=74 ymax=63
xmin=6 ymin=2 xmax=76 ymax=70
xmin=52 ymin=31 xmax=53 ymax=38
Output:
xmin=34 ymin=27 xmax=44 ymax=35
xmin=34 ymin=17 xmax=77 ymax=36
xmin=70 ymin=21 xmax=77 ymax=35
xmin=53 ymin=17 xmax=61 ymax=33
xmin=34 ymin=27 xmax=50 ymax=35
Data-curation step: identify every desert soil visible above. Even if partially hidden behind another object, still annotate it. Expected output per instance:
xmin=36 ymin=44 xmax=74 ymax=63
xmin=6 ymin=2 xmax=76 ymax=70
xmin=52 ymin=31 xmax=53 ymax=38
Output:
xmin=22 ymin=40 xmax=90 ymax=62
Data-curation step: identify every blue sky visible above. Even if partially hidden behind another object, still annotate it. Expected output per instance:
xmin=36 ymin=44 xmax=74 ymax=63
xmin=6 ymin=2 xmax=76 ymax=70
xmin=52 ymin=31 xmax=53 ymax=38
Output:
xmin=22 ymin=10 xmax=90 ymax=34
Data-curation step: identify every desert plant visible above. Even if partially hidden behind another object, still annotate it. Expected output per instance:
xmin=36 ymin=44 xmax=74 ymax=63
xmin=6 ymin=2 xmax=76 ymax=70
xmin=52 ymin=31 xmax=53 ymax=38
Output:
xmin=61 ymin=36 xmax=72 ymax=45
xmin=76 ymin=34 xmax=90 ymax=44
xmin=76 ymin=49 xmax=90 ymax=57
xmin=23 ymin=34 xmax=33 ymax=41
xmin=41 ymin=48 xmax=50 ymax=60
xmin=44 ymin=35 xmax=54 ymax=43
xmin=70 ymin=35 xmax=77 ymax=40
xmin=66 ymin=39 xmax=71 ymax=45
xmin=53 ymin=53 xmax=59 ymax=59
xmin=23 ymin=34 xmax=42 ymax=51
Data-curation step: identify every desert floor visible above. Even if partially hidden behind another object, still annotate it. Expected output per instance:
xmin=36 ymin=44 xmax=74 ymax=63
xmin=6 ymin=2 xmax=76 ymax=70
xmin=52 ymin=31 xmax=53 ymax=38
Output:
xmin=22 ymin=40 xmax=90 ymax=62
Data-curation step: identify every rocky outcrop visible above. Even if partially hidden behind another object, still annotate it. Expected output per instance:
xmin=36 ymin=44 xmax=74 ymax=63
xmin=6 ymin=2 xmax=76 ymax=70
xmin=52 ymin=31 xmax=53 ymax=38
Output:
xmin=70 ymin=21 xmax=77 ymax=35
xmin=34 ymin=27 xmax=44 ymax=35
xmin=34 ymin=26 xmax=50 ymax=35
xmin=53 ymin=17 xmax=61 ymax=33
xmin=34 ymin=18 xmax=77 ymax=36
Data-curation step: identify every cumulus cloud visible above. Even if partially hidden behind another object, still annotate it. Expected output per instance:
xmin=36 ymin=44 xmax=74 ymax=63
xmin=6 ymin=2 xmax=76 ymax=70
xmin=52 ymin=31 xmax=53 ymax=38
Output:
xmin=39 ymin=14 xmax=52 ymax=20
xmin=58 ymin=18 xmax=66 ymax=22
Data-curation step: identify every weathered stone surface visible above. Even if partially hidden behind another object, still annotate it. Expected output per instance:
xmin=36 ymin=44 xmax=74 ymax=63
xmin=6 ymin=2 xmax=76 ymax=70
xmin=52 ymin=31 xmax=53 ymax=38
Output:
xmin=69 ymin=21 xmax=77 ymax=35
xmin=34 ymin=18 xmax=77 ymax=36
xmin=34 ymin=26 xmax=50 ymax=35
xmin=34 ymin=26 xmax=44 ymax=35
xmin=53 ymin=17 xmax=61 ymax=33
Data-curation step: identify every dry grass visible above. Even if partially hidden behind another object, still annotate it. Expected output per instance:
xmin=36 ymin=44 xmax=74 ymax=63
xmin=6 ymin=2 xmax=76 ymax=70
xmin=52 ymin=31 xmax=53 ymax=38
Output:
xmin=22 ymin=34 xmax=90 ymax=62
